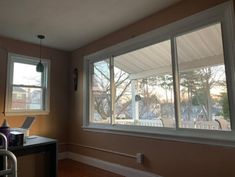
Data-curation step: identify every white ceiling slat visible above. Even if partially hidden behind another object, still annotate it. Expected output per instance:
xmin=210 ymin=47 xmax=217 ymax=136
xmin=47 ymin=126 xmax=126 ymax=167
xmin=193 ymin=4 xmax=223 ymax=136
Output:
xmin=190 ymin=33 xmax=212 ymax=58
xmin=177 ymin=47 xmax=191 ymax=62
xmin=199 ymin=24 xmax=223 ymax=56
xmin=134 ymin=51 xmax=158 ymax=68
xmin=178 ymin=36 xmax=204 ymax=61
xmin=197 ymin=33 xmax=214 ymax=56
xmin=115 ymin=54 xmax=144 ymax=73
xmin=144 ymin=47 xmax=169 ymax=66
xmin=127 ymin=53 xmax=152 ymax=71
xmin=176 ymin=38 xmax=196 ymax=62
xmin=131 ymin=52 xmax=155 ymax=69
xmin=150 ymin=41 xmax=171 ymax=64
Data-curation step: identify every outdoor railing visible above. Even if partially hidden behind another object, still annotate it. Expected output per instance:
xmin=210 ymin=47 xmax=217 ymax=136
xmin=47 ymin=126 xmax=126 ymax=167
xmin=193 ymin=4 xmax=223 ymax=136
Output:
xmin=92 ymin=117 xmax=231 ymax=131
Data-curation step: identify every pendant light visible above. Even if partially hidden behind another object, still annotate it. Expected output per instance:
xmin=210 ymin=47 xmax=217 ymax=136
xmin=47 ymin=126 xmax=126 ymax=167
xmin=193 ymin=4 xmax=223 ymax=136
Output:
xmin=36 ymin=34 xmax=45 ymax=72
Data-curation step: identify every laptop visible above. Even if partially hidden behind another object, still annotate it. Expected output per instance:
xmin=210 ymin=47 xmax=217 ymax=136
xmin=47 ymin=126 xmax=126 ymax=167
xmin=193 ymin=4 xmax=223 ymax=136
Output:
xmin=10 ymin=117 xmax=36 ymax=141
xmin=21 ymin=116 xmax=35 ymax=129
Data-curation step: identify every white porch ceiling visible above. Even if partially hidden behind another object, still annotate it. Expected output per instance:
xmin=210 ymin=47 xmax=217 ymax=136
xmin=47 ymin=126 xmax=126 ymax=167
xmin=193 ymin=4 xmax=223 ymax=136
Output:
xmin=0 ymin=0 xmax=180 ymax=51
xmin=114 ymin=23 xmax=224 ymax=79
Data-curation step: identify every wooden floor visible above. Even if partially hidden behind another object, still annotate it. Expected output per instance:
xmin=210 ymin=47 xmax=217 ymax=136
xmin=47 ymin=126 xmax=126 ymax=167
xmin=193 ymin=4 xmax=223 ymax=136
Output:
xmin=58 ymin=159 xmax=124 ymax=177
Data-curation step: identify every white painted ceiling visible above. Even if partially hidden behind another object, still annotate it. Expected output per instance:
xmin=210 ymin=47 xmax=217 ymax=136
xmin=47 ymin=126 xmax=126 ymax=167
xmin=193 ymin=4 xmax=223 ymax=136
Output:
xmin=0 ymin=0 xmax=180 ymax=51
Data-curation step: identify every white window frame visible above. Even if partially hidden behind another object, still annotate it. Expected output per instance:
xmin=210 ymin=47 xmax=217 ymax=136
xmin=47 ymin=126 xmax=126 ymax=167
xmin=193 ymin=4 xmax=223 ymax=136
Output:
xmin=5 ymin=53 xmax=50 ymax=116
xmin=83 ymin=1 xmax=235 ymax=146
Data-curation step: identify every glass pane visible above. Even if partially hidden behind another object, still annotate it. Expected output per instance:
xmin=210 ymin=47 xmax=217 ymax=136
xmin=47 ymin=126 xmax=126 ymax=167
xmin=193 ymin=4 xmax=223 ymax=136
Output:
xmin=177 ymin=23 xmax=231 ymax=131
xmin=90 ymin=60 xmax=111 ymax=124
xmin=114 ymin=40 xmax=175 ymax=128
xmin=13 ymin=62 xmax=42 ymax=86
xmin=12 ymin=86 xmax=43 ymax=110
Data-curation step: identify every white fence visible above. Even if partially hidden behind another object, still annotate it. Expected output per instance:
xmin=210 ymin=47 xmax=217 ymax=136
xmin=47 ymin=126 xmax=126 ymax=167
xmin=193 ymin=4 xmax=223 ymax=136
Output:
xmin=115 ymin=119 xmax=163 ymax=127
xmin=92 ymin=116 xmax=230 ymax=130
xmin=115 ymin=118 xmax=231 ymax=131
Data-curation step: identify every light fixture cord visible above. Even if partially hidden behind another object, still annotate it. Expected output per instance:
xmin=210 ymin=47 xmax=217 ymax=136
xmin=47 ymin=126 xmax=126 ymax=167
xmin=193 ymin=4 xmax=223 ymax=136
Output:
xmin=40 ymin=38 xmax=42 ymax=62
xmin=1 ymin=48 xmax=8 ymax=116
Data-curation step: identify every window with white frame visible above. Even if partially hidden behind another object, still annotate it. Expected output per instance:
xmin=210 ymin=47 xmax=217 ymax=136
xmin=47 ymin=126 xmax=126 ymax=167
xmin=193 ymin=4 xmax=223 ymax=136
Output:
xmin=5 ymin=53 xmax=50 ymax=115
xmin=84 ymin=2 xmax=235 ymax=142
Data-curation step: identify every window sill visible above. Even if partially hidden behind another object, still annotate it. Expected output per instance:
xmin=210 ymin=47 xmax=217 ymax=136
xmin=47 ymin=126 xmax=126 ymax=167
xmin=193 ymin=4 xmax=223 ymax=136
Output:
xmin=82 ymin=124 xmax=235 ymax=148
xmin=4 ymin=111 xmax=49 ymax=116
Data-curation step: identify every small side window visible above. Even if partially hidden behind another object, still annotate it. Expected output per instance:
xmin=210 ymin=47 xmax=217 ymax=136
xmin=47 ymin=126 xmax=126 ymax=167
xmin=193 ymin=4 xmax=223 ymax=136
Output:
xmin=5 ymin=53 xmax=50 ymax=116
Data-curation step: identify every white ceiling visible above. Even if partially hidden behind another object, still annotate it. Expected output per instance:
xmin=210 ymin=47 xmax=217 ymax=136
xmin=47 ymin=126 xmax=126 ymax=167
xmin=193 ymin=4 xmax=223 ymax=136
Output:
xmin=0 ymin=0 xmax=180 ymax=51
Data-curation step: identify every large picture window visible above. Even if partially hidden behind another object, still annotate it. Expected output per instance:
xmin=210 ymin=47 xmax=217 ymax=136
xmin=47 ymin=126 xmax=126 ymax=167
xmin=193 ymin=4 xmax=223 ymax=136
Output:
xmin=84 ymin=2 xmax=235 ymax=143
xmin=5 ymin=53 xmax=50 ymax=115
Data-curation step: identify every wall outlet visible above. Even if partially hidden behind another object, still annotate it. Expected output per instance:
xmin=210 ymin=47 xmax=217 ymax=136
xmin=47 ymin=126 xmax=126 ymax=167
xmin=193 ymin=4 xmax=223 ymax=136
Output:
xmin=136 ymin=153 xmax=144 ymax=164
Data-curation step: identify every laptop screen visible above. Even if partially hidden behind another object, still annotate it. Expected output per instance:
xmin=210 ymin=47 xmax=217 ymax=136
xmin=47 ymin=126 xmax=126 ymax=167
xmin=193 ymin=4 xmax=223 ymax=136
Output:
xmin=21 ymin=117 xmax=35 ymax=129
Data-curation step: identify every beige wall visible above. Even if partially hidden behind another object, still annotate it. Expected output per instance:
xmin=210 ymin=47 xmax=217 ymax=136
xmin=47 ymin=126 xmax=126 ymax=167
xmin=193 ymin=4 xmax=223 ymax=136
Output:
xmin=69 ymin=0 xmax=235 ymax=177
xmin=0 ymin=36 xmax=70 ymax=146
xmin=1 ymin=0 xmax=234 ymax=176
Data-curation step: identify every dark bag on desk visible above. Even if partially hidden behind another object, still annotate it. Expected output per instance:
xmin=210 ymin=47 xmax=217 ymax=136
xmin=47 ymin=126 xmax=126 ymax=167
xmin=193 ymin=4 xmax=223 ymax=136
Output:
xmin=9 ymin=131 xmax=24 ymax=146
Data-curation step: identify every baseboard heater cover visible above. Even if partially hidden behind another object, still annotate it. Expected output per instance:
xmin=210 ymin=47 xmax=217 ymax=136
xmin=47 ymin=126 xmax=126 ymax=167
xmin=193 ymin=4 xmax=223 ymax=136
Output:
xmin=58 ymin=152 xmax=162 ymax=177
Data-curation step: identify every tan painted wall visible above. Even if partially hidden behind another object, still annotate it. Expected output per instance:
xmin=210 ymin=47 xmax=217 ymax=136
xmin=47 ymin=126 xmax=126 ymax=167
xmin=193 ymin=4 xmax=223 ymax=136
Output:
xmin=0 ymin=36 xmax=70 ymax=145
xmin=69 ymin=0 xmax=235 ymax=177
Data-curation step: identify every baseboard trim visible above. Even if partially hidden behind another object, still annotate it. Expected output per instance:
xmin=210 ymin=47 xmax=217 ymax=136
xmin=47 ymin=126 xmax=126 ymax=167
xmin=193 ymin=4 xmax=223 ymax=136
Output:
xmin=58 ymin=152 xmax=161 ymax=177
xmin=58 ymin=152 xmax=69 ymax=160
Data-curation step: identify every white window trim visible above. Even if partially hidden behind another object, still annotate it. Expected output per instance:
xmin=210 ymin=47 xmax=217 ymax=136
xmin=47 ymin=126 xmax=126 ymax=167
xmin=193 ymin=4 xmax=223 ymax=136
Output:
xmin=83 ymin=1 xmax=235 ymax=146
xmin=5 ymin=53 xmax=50 ymax=116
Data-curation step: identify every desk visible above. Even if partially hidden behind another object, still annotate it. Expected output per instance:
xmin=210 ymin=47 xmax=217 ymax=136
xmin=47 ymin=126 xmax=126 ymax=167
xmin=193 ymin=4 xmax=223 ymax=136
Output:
xmin=8 ymin=136 xmax=57 ymax=177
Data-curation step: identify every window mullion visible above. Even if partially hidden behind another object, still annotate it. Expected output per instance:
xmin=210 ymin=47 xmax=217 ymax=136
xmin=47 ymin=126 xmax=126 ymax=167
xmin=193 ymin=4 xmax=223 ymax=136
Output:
xmin=88 ymin=61 xmax=94 ymax=126
xmin=171 ymin=37 xmax=181 ymax=129
xmin=110 ymin=56 xmax=115 ymax=125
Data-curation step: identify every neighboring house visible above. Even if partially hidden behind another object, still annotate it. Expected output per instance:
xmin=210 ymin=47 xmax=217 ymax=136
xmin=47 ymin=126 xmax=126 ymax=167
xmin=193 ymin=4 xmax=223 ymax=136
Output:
xmin=12 ymin=87 xmax=26 ymax=110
